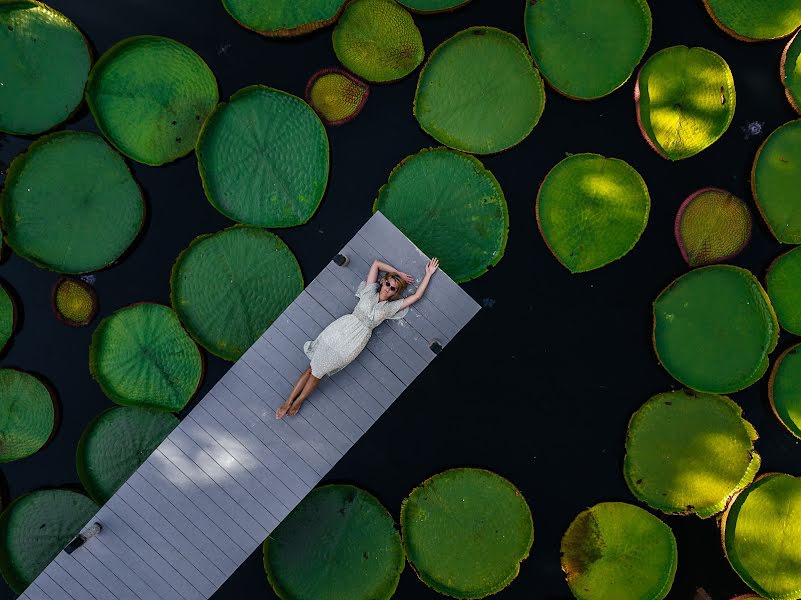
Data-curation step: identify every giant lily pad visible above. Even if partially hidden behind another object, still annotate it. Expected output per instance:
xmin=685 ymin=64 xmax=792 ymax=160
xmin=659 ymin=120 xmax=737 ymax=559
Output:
xmin=561 ymin=502 xmax=677 ymax=600
xmin=752 ymin=119 xmax=801 ymax=244
xmin=89 ymin=302 xmax=203 ymax=411
xmin=373 ymin=147 xmax=507 ymax=282
xmin=769 ymin=344 xmax=801 ymax=439
xmin=77 ymin=406 xmax=177 ymax=504
xmin=0 ymin=489 xmax=99 ymax=593
xmin=196 ymin=85 xmax=329 ymax=228
xmin=86 ymin=35 xmax=218 ymax=166
xmin=222 ymin=0 xmax=347 ymax=36
xmin=264 ymin=484 xmax=404 ymax=600
xmin=0 ymin=369 xmax=55 ymax=463
xmin=400 ymin=467 xmax=533 ymax=598
xmin=653 ymin=265 xmax=778 ymax=394
xmin=414 ymin=26 xmax=546 ymax=155
xmin=0 ymin=280 xmax=16 ymax=352
xmin=635 ymin=46 xmax=735 ymax=161
xmin=524 ymin=0 xmax=651 ymax=100
xmin=767 ymin=246 xmax=801 ymax=334
xmin=51 ymin=277 xmax=98 ymax=327
xmin=305 ymin=68 xmax=369 ymax=126
xmin=398 ymin=0 xmax=469 ymax=13
xmin=0 ymin=131 xmax=145 ymax=274
xmin=782 ymin=32 xmax=801 ymax=114
xmin=722 ymin=473 xmax=801 ymax=599
xmin=0 ymin=0 xmax=91 ymax=135
xmin=624 ymin=390 xmax=760 ymax=518
xmin=702 ymin=0 xmax=801 ymax=41
xmin=332 ymin=0 xmax=424 ymax=83
xmin=170 ymin=226 xmax=303 ymax=361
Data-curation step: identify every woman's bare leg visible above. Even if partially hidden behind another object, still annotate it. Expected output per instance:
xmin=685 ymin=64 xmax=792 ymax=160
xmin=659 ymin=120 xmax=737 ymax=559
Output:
xmin=287 ymin=373 xmax=321 ymax=416
xmin=276 ymin=367 xmax=311 ymax=418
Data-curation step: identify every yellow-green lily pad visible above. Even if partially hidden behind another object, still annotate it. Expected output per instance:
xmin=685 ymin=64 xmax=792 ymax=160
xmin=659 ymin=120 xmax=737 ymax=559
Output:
xmin=702 ymin=0 xmax=801 ymax=41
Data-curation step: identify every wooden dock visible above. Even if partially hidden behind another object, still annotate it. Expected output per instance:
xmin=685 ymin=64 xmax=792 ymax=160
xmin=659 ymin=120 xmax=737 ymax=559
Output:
xmin=19 ymin=212 xmax=481 ymax=600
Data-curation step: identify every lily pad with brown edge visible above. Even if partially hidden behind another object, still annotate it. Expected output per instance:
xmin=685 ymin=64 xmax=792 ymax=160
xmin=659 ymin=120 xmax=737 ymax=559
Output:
xmin=264 ymin=484 xmax=404 ymax=600
xmin=561 ymin=502 xmax=677 ymax=600
xmin=674 ymin=188 xmax=752 ymax=268
xmin=524 ymin=0 xmax=651 ymax=100
xmin=623 ymin=390 xmax=760 ymax=518
xmin=0 ymin=489 xmax=98 ymax=593
xmin=86 ymin=35 xmax=218 ymax=166
xmin=0 ymin=369 xmax=55 ymax=463
xmin=221 ymin=0 xmax=347 ymax=36
xmin=170 ymin=226 xmax=304 ymax=361
xmin=332 ymin=0 xmax=424 ymax=83
xmin=373 ymin=147 xmax=507 ymax=282
xmin=722 ymin=473 xmax=801 ymax=599
xmin=89 ymin=302 xmax=203 ymax=412
xmin=766 ymin=246 xmax=801 ymax=335
xmin=0 ymin=131 xmax=145 ymax=274
xmin=76 ymin=407 xmax=177 ymax=504
xmin=400 ymin=467 xmax=533 ymax=599
xmin=51 ymin=277 xmax=97 ymax=327
xmin=0 ymin=0 xmax=91 ymax=135
xmin=653 ymin=265 xmax=778 ymax=394
xmin=782 ymin=32 xmax=801 ymax=114
xmin=635 ymin=46 xmax=735 ymax=161
xmin=0 ymin=280 xmax=16 ymax=353
xmin=702 ymin=0 xmax=801 ymax=41
xmin=196 ymin=85 xmax=329 ymax=228
xmin=397 ymin=0 xmax=469 ymax=13
xmin=536 ymin=153 xmax=650 ymax=273
xmin=752 ymin=119 xmax=801 ymax=244
xmin=414 ymin=26 xmax=546 ymax=155
xmin=769 ymin=344 xmax=801 ymax=439
xmin=305 ymin=68 xmax=369 ymax=126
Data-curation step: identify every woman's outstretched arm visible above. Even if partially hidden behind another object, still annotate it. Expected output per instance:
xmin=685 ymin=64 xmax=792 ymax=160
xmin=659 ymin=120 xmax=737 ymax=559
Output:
xmin=366 ymin=259 xmax=414 ymax=284
xmin=399 ymin=258 xmax=439 ymax=309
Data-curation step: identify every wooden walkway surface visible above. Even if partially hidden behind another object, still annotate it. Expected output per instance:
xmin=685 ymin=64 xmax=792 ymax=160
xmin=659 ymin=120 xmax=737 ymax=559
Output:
xmin=20 ymin=212 xmax=481 ymax=600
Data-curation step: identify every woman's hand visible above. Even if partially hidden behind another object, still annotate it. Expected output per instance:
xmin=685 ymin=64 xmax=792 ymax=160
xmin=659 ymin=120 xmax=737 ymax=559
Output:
xmin=397 ymin=271 xmax=415 ymax=284
xmin=425 ymin=257 xmax=439 ymax=276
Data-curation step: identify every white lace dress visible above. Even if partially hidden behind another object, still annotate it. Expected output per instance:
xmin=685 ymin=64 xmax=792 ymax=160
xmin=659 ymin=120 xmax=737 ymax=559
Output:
xmin=303 ymin=280 xmax=410 ymax=378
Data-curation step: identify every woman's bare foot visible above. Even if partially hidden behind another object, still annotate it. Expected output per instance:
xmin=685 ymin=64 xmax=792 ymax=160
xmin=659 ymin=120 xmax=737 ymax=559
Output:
xmin=275 ymin=399 xmax=293 ymax=419
xmin=287 ymin=398 xmax=304 ymax=416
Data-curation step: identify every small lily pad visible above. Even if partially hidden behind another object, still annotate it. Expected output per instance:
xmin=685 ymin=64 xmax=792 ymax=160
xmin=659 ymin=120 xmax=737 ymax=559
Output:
xmin=51 ymin=277 xmax=98 ymax=327
xmin=524 ymin=0 xmax=652 ymax=100
xmin=401 ymin=467 xmax=533 ymax=598
xmin=264 ymin=484 xmax=404 ymax=600
xmin=414 ymin=26 xmax=546 ymax=155
xmin=305 ymin=68 xmax=369 ymax=126
xmin=769 ymin=344 xmax=801 ymax=439
xmin=653 ymin=265 xmax=778 ymax=394
xmin=222 ymin=0 xmax=347 ymax=36
xmin=722 ymin=473 xmax=801 ymax=600
xmin=561 ymin=502 xmax=677 ymax=600
xmin=536 ymin=153 xmax=650 ymax=273
xmin=624 ymin=390 xmax=760 ymax=518
xmin=86 ymin=35 xmax=219 ymax=166
xmin=0 ymin=369 xmax=55 ymax=463
xmin=767 ymin=246 xmax=801 ymax=335
xmin=397 ymin=0 xmax=469 ymax=13
xmin=0 ymin=280 xmax=16 ymax=353
xmin=635 ymin=46 xmax=735 ymax=161
xmin=675 ymin=188 xmax=752 ymax=267
xmin=702 ymin=0 xmax=801 ymax=41
xmin=89 ymin=302 xmax=203 ymax=412
xmin=782 ymin=32 xmax=801 ymax=114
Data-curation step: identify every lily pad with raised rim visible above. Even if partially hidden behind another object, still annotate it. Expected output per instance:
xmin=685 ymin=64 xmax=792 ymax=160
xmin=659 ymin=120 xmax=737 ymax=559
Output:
xmin=782 ymin=32 xmax=801 ymax=114
xmin=0 ymin=369 xmax=55 ymax=463
xmin=305 ymin=68 xmax=369 ymax=126
xmin=397 ymin=0 xmax=469 ymax=13
xmin=0 ymin=280 xmax=16 ymax=353
xmin=702 ymin=0 xmax=801 ymax=41
xmin=51 ymin=277 xmax=98 ymax=327
xmin=767 ymin=246 xmax=801 ymax=335
xmin=222 ymin=0 xmax=347 ymax=36
xmin=769 ymin=344 xmax=801 ymax=439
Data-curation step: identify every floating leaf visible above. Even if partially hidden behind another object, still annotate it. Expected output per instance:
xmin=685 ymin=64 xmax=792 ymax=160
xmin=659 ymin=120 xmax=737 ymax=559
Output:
xmin=397 ymin=0 xmax=469 ymax=13
xmin=414 ymin=26 xmax=545 ymax=154
xmin=0 ymin=280 xmax=16 ymax=352
xmin=222 ymin=0 xmax=347 ymax=36
xmin=264 ymin=485 xmax=404 ymax=600
xmin=769 ymin=344 xmax=801 ymax=439
xmin=0 ymin=369 xmax=55 ymax=463
xmin=51 ymin=277 xmax=98 ymax=327
xmin=635 ymin=46 xmax=735 ymax=161
xmin=702 ymin=0 xmax=801 ymax=41
xmin=86 ymin=35 xmax=218 ymax=166
xmin=401 ymin=467 xmax=533 ymax=598
xmin=305 ymin=68 xmax=369 ymax=125
xmin=561 ymin=502 xmax=677 ymax=600
xmin=782 ymin=32 xmax=801 ymax=114
xmin=524 ymin=0 xmax=651 ymax=100
xmin=373 ymin=147 xmax=507 ymax=282
xmin=653 ymin=265 xmax=778 ymax=394
xmin=0 ymin=0 xmax=91 ymax=135
xmin=767 ymin=246 xmax=801 ymax=335
xmin=0 ymin=131 xmax=144 ymax=274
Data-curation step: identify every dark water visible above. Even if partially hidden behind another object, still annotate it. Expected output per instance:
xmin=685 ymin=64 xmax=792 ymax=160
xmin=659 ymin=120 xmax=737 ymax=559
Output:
xmin=1 ymin=0 xmax=800 ymax=598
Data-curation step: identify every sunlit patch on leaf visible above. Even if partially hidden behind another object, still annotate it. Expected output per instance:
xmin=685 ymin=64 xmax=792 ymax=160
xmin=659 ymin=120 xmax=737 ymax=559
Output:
xmin=0 ymin=369 xmax=55 ymax=463
xmin=305 ymin=68 xmax=369 ymax=125
xmin=782 ymin=32 xmax=801 ymax=114
xmin=702 ymin=0 xmax=801 ymax=41
xmin=51 ymin=277 xmax=98 ymax=327
xmin=221 ymin=0 xmax=347 ymax=36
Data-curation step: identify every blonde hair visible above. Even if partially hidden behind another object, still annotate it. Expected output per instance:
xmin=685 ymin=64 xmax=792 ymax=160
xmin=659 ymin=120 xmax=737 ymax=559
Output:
xmin=379 ymin=272 xmax=407 ymax=301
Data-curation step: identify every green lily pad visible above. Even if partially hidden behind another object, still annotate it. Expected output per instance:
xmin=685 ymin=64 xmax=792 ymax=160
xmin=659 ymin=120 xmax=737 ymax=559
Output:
xmin=0 ymin=489 xmax=99 ymax=593
xmin=702 ymin=0 xmax=801 ymax=41
xmin=624 ymin=390 xmax=760 ymax=518
xmin=0 ymin=280 xmax=16 ymax=352
xmin=536 ymin=153 xmax=650 ymax=273
xmin=0 ymin=369 xmax=55 ymax=463
xmin=373 ymin=147 xmax=507 ymax=282
xmin=722 ymin=473 xmax=801 ymax=599
xmin=524 ymin=0 xmax=651 ymax=100
xmin=332 ymin=0 xmax=424 ymax=83
xmin=561 ymin=502 xmax=677 ymax=600
xmin=86 ymin=35 xmax=218 ymax=166
xmin=0 ymin=0 xmax=91 ymax=135
xmin=782 ymin=32 xmax=801 ymax=114
xmin=675 ymin=188 xmax=752 ymax=268
xmin=196 ymin=85 xmax=329 ymax=228
xmin=397 ymin=0 xmax=469 ymax=13
xmin=222 ymin=0 xmax=347 ymax=36
xmin=767 ymin=246 xmax=801 ymax=335
xmin=653 ymin=265 xmax=778 ymax=394
xmin=264 ymin=484 xmax=404 ymax=600
xmin=305 ymin=68 xmax=369 ymax=126
xmin=769 ymin=344 xmax=801 ymax=439
xmin=401 ymin=467 xmax=533 ymax=599
xmin=77 ymin=406 xmax=177 ymax=504
xmin=170 ymin=226 xmax=303 ymax=361
xmin=635 ymin=46 xmax=735 ymax=161
xmin=414 ymin=26 xmax=546 ymax=155
xmin=51 ymin=277 xmax=98 ymax=327
xmin=752 ymin=119 xmax=801 ymax=244
xmin=0 ymin=131 xmax=145 ymax=274
xmin=89 ymin=302 xmax=203 ymax=412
